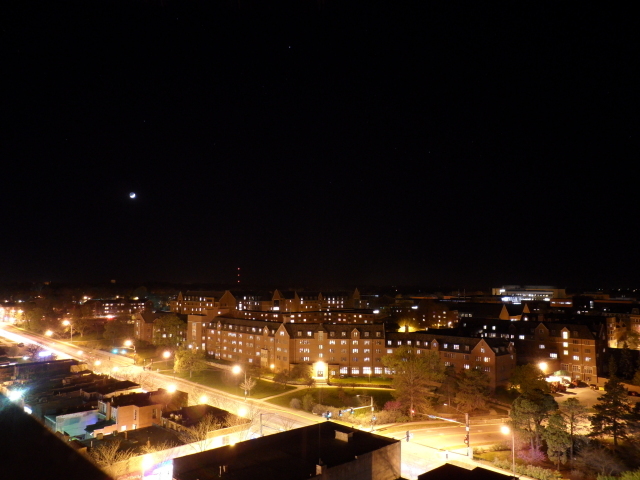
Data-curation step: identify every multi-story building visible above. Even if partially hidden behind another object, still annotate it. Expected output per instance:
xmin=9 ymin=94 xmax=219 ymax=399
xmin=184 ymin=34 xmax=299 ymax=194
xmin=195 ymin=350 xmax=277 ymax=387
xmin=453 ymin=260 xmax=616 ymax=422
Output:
xmin=510 ymin=322 xmax=605 ymax=383
xmin=385 ymin=332 xmax=516 ymax=391
xmin=85 ymin=388 xmax=186 ymax=438
xmin=83 ymin=297 xmax=149 ymax=317
xmin=204 ymin=316 xmax=513 ymax=390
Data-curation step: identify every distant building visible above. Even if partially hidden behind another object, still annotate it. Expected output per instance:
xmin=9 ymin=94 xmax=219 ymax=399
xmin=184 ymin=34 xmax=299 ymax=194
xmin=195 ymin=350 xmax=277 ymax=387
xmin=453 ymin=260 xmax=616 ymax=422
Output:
xmin=492 ymin=285 xmax=566 ymax=303
xmin=173 ymin=421 xmax=401 ymax=480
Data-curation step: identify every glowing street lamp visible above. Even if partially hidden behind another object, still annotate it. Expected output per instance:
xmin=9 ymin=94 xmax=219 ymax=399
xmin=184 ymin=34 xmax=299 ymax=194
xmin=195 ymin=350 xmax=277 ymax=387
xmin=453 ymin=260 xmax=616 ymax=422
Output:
xmin=232 ymin=365 xmax=248 ymax=400
xmin=45 ymin=330 xmax=53 ymax=337
xmin=62 ymin=320 xmax=73 ymax=341
xmin=162 ymin=350 xmax=171 ymax=369
xmin=501 ymin=425 xmax=516 ymax=478
xmin=124 ymin=340 xmax=136 ymax=353
xmin=539 ymin=362 xmax=548 ymax=374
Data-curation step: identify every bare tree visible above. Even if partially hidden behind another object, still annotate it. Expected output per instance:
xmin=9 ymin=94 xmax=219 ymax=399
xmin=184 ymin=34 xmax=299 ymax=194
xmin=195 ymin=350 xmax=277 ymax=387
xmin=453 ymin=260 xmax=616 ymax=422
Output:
xmin=176 ymin=414 xmax=226 ymax=452
xmin=279 ymin=416 xmax=298 ymax=432
xmin=88 ymin=440 xmax=136 ymax=478
xmin=240 ymin=377 xmax=257 ymax=398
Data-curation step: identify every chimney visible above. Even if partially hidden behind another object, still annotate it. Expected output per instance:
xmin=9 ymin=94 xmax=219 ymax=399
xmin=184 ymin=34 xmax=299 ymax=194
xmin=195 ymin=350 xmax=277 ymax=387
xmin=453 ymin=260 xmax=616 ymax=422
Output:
xmin=335 ymin=431 xmax=352 ymax=442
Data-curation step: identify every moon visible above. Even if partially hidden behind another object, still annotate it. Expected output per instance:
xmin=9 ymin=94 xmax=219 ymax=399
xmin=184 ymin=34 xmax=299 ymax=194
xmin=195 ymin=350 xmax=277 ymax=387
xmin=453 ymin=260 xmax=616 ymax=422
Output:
xmin=129 ymin=192 xmax=136 ymax=199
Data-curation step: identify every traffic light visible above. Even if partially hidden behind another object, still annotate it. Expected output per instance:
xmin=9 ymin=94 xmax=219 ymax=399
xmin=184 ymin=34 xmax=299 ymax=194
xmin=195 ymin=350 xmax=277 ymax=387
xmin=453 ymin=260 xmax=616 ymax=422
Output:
xmin=464 ymin=434 xmax=469 ymax=446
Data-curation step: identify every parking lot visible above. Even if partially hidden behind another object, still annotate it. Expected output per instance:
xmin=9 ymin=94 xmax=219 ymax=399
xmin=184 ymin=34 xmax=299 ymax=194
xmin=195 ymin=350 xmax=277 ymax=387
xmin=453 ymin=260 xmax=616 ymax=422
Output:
xmin=554 ymin=382 xmax=640 ymax=409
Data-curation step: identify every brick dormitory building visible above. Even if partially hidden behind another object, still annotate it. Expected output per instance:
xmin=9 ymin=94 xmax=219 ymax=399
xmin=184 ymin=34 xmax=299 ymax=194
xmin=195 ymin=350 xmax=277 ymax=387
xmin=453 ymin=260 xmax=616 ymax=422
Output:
xmin=133 ymin=288 xmax=518 ymax=391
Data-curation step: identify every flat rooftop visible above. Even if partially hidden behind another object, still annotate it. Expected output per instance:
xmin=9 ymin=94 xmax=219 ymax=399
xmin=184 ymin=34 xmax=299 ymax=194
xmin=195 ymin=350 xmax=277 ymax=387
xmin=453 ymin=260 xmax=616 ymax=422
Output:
xmin=173 ymin=421 xmax=399 ymax=480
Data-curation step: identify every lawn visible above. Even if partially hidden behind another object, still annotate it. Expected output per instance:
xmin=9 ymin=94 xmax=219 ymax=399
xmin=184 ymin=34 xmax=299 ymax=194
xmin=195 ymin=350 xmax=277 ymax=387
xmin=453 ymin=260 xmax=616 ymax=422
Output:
xmin=169 ymin=367 xmax=295 ymax=399
xmin=267 ymin=386 xmax=395 ymax=410
xmin=329 ymin=376 xmax=393 ymax=387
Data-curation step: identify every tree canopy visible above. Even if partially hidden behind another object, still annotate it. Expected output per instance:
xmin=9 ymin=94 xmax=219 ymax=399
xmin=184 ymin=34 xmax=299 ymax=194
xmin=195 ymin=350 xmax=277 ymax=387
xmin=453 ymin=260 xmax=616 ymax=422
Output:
xmin=590 ymin=374 xmax=636 ymax=446
xmin=382 ymin=345 xmax=444 ymax=415
xmin=173 ymin=347 xmax=206 ymax=378
xmin=455 ymin=368 xmax=491 ymax=413
xmin=509 ymin=363 xmax=549 ymax=395
xmin=153 ymin=313 xmax=185 ymax=348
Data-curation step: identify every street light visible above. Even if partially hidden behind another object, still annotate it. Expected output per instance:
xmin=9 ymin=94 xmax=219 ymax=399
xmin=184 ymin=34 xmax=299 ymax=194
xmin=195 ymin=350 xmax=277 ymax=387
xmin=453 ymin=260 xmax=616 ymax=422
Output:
xmin=62 ymin=320 xmax=73 ymax=341
xmin=501 ymin=425 xmax=516 ymax=478
xmin=124 ymin=340 xmax=137 ymax=364
xmin=45 ymin=330 xmax=53 ymax=337
xmin=232 ymin=365 xmax=248 ymax=400
xmin=162 ymin=350 xmax=171 ymax=370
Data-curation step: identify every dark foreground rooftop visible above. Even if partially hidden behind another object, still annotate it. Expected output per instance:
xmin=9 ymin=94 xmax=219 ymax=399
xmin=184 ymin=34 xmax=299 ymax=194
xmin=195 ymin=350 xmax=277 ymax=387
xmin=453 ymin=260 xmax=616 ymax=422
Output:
xmin=0 ymin=394 xmax=110 ymax=480
xmin=419 ymin=463 xmax=514 ymax=480
xmin=173 ymin=421 xmax=400 ymax=480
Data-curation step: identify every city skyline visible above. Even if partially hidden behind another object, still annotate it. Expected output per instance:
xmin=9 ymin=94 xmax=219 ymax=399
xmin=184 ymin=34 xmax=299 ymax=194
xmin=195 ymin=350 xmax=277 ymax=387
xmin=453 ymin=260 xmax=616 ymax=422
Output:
xmin=2 ymin=1 xmax=637 ymax=288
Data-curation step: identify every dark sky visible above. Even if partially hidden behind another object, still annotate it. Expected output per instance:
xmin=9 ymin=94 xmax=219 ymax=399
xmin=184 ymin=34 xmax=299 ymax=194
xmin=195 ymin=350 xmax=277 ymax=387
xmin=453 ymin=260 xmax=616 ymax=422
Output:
xmin=1 ymin=1 xmax=638 ymax=289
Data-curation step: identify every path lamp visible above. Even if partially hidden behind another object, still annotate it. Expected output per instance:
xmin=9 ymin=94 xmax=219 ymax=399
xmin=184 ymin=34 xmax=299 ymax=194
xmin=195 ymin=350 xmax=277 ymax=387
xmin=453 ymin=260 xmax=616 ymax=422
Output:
xmin=501 ymin=425 xmax=516 ymax=478
xmin=232 ymin=365 xmax=248 ymax=400
xmin=356 ymin=394 xmax=375 ymax=431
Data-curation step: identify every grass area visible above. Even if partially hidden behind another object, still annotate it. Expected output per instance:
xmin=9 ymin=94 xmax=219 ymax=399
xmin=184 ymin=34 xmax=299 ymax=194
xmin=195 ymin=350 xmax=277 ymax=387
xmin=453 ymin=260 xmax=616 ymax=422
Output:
xmin=170 ymin=368 xmax=295 ymax=399
xmin=329 ymin=376 xmax=393 ymax=387
xmin=266 ymin=386 xmax=395 ymax=410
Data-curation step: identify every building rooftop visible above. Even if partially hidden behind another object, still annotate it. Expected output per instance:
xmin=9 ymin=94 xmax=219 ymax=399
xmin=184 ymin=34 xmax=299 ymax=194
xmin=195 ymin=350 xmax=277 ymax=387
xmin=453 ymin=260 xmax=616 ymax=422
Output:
xmin=173 ymin=422 xmax=399 ymax=480
xmin=79 ymin=424 xmax=184 ymax=453
xmin=164 ymin=404 xmax=247 ymax=428
xmin=418 ymin=463 xmax=513 ymax=480
xmin=0 ymin=394 xmax=111 ymax=480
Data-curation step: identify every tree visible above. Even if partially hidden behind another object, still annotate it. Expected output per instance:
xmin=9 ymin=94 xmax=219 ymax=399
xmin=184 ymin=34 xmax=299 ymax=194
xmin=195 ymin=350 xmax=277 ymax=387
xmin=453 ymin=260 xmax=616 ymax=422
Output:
xmin=88 ymin=439 xmax=136 ymax=478
xmin=173 ymin=348 xmax=206 ymax=378
xmin=627 ymin=331 xmax=640 ymax=350
xmin=240 ymin=377 xmax=257 ymax=398
xmin=510 ymin=391 xmax=558 ymax=451
xmin=24 ymin=343 xmax=44 ymax=358
xmin=176 ymin=414 xmax=226 ymax=452
xmin=290 ymin=363 xmax=312 ymax=382
xmin=542 ymin=411 xmax=571 ymax=469
xmin=382 ymin=346 xmax=444 ymax=415
xmin=152 ymin=313 xmax=185 ymax=348
xmin=560 ymin=397 xmax=589 ymax=462
xmin=273 ymin=370 xmax=291 ymax=389
xmin=455 ymin=368 xmax=490 ymax=413
xmin=618 ymin=346 xmax=636 ymax=381
xmin=575 ymin=444 xmax=626 ymax=477
xmin=437 ymin=365 xmax=459 ymax=406
xmin=590 ymin=374 xmax=636 ymax=446
xmin=23 ymin=307 xmax=46 ymax=333
xmin=509 ymin=363 xmax=549 ymax=395
xmin=103 ymin=318 xmax=133 ymax=343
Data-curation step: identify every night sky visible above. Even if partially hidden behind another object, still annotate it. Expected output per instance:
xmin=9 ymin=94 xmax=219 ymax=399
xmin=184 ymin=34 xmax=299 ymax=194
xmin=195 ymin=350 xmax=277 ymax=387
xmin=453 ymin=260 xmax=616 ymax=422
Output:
xmin=2 ymin=1 xmax=638 ymax=289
